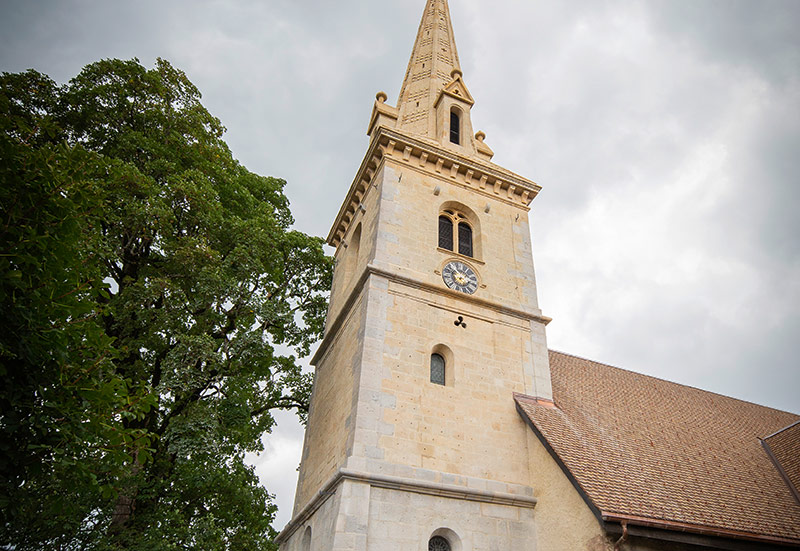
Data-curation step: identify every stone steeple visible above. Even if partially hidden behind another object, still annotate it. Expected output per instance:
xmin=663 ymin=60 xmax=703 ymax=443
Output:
xmin=397 ymin=0 xmax=472 ymax=144
xmin=368 ymin=0 xmax=494 ymax=158
xmin=396 ymin=0 xmax=462 ymax=137
xmin=278 ymin=2 xmax=551 ymax=548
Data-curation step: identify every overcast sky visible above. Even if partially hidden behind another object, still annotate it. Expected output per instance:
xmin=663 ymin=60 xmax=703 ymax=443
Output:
xmin=2 ymin=0 xmax=798 ymax=531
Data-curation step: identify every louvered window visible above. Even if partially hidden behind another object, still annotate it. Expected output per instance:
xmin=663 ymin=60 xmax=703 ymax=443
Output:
xmin=438 ymin=215 xmax=453 ymax=250
xmin=457 ymin=223 xmax=472 ymax=257
xmin=429 ymin=536 xmax=451 ymax=551
xmin=438 ymin=210 xmax=474 ymax=258
xmin=450 ymin=111 xmax=460 ymax=144
xmin=430 ymin=354 xmax=445 ymax=386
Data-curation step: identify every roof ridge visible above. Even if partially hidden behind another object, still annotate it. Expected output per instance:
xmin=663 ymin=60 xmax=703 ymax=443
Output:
xmin=764 ymin=419 xmax=800 ymax=441
xmin=547 ymin=349 xmax=799 ymax=416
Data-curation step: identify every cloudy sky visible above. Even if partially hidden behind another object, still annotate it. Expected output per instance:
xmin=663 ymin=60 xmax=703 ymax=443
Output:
xmin=2 ymin=0 xmax=798 ymax=530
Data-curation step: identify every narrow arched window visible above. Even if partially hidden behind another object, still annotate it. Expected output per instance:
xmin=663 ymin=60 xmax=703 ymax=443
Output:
xmin=429 ymin=536 xmax=451 ymax=551
xmin=457 ymin=222 xmax=472 ymax=257
xmin=430 ymin=353 xmax=445 ymax=386
xmin=449 ymin=110 xmax=460 ymax=145
xmin=344 ymin=223 xmax=362 ymax=285
xmin=438 ymin=215 xmax=453 ymax=250
xmin=302 ymin=526 xmax=312 ymax=551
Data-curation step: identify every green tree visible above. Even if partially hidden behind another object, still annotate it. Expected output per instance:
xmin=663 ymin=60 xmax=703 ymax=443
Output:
xmin=0 ymin=59 xmax=332 ymax=550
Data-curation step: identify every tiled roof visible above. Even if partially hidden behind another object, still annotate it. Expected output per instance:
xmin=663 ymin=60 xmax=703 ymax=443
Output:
xmin=764 ymin=421 xmax=800 ymax=502
xmin=516 ymin=350 xmax=800 ymax=545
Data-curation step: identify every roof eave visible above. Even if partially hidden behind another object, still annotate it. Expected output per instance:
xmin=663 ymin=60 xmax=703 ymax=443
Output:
xmin=514 ymin=392 xmax=800 ymax=549
xmin=602 ymin=514 xmax=800 ymax=549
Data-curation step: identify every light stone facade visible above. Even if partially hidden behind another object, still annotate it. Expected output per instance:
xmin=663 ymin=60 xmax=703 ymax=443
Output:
xmin=272 ymin=2 xmax=800 ymax=550
xmin=277 ymin=1 xmax=616 ymax=550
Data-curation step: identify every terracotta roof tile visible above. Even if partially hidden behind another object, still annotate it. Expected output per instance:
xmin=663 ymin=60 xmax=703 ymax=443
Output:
xmin=516 ymin=350 xmax=800 ymax=544
xmin=764 ymin=421 xmax=800 ymax=502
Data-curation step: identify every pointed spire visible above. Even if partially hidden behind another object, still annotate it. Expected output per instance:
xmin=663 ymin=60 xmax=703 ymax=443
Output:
xmin=396 ymin=0 xmax=463 ymax=137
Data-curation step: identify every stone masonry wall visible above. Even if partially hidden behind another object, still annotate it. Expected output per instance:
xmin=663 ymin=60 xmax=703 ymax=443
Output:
xmin=293 ymin=297 xmax=363 ymax=513
xmin=366 ymin=486 xmax=537 ymax=550
xmin=377 ymin=285 xmax=533 ymax=484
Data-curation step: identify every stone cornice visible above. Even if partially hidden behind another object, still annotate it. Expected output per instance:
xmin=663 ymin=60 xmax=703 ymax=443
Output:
xmin=275 ymin=467 xmax=538 ymax=544
xmin=326 ymin=134 xmax=385 ymax=247
xmin=326 ymin=126 xmax=542 ymax=247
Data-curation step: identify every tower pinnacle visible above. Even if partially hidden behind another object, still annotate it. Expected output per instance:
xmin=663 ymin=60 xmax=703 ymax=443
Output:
xmin=396 ymin=0 xmax=464 ymax=138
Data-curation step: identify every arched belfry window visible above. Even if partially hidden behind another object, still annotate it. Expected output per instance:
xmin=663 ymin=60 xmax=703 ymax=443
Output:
xmin=429 ymin=535 xmax=451 ymax=551
xmin=449 ymin=109 xmax=460 ymax=145
xmin=438 ymin=209 xmax=473 ymax=258
xmin=344 ymin=222 xmax=362 ymax=285
xmin=438 ymin=216 xmax=453 ymax=250
xmin=430 ymin=353 xmax=445 ymax=386
xmin=458 ymin=222 xmax=472 ymax=257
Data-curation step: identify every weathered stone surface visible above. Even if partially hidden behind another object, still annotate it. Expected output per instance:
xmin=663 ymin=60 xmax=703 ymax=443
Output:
xmin=278 ymin=1 xmax=571 ymax=549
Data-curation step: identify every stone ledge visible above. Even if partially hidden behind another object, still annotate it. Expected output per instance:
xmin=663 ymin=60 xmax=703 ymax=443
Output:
xmin=339 ymin=468 xmax=538 ymax=509
xmin=311 ymin=265 xmax=551 ymax=366
xmin=275 ymin=467 xmax=538 ymax=544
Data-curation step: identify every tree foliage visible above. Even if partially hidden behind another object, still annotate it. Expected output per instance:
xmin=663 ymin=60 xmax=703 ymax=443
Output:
xmin=0 ymin=58 xmax=332 ymax=550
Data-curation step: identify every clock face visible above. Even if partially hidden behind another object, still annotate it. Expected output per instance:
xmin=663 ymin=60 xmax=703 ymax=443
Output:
xmin=442 ymin=261 xmax=478 ymax=295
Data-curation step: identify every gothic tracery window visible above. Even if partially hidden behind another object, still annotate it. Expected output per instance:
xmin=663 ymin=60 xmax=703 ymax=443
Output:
xmin=458 ymin=222 xmax=472 ymax=257
xmin=429 ymin=535 xmax=451 ymax=551
xmin=438 ymin=209 xmax=473 ymax=258
xmin=438 ymin=215 xmax=453 ymax=250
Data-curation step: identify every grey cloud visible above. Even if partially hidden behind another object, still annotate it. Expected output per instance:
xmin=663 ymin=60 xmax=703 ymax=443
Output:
xmin=2 ymin=0 xmax=798 ymax=531
xmin=648 ymin=0 xmax=800 ymax=84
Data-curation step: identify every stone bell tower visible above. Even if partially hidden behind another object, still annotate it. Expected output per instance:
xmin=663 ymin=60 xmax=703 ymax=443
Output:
xmin=277 ymin=1 xmax=552 ymax=549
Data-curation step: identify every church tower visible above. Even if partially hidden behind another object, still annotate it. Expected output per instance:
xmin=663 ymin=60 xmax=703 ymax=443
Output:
xmin=278 ymin=1 xmax=553 ymax=549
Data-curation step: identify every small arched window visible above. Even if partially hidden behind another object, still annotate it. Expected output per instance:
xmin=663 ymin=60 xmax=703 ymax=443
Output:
xmin=429 ymin=535 xmax=451 ymax=551
xmin=430 ymin=353 xmax=445 ymax=386
xmin=438 ymin=215 xmax=453 ymax=250
xmin=344 ymin=222 xmax=362 ymax=285
xmin=302 ymin=526 xmax=312 ymax=551
xmin=438 ymin=209 xmax=473 ymax=258
xmin=449 ymin=110 xmax=460 ymax=145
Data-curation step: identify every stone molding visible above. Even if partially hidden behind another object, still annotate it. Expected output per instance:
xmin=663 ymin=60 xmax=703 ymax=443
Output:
xmin=338 ymin=469 xmax=538 ymax=508
xmin=311 ymin=264 xmax=551 ymax=366
xmin=327 ymin=126 xmax=542 ymax=247
xmin=275 ymin=467 xmax=538 ymax=544
xmin=311 ymin=266 xmax=373 ymax=366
